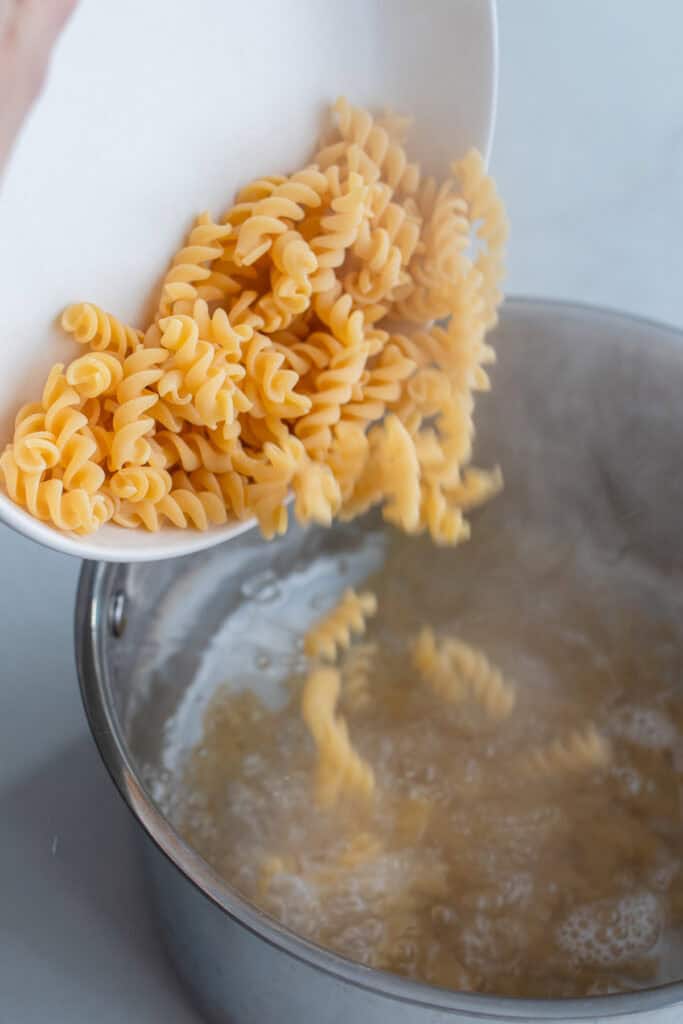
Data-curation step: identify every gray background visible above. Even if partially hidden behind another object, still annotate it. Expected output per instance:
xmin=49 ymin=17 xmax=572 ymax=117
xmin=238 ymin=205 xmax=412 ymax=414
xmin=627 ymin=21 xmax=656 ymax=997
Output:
xmin=2 ymin=1 xmax=683 ymax=1021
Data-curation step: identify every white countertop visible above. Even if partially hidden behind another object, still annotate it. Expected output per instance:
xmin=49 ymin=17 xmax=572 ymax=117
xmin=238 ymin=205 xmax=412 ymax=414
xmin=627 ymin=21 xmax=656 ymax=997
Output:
xmin=2 ymin=1 xmax=683 ymax=1021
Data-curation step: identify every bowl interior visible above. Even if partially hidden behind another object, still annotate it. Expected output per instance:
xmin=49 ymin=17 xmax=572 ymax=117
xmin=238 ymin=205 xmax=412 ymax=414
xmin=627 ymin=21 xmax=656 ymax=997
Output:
xmin=0 ymin=0 xmax=496 ymax=562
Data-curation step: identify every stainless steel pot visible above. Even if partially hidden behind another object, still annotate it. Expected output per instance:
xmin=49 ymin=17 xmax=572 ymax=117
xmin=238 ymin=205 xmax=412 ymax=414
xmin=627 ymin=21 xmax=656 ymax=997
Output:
xmin=76 ymin=298 xmax=683 ymax=1023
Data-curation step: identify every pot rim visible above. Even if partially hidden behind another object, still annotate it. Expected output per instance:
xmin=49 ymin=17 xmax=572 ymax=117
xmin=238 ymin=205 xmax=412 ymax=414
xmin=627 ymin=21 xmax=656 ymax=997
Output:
xmin=76 ymin=296 xmax=683 ymax=1020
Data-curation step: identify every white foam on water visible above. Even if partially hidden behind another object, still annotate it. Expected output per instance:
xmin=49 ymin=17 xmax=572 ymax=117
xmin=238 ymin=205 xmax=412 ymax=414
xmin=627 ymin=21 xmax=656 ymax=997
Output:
xmin=648 ymin=851 xmax=681 ymax=893
xmin=610 ymin=706 xmax=677 ymax=750
xmin=611 ymin=762 xmax=643 ymax=796
xmin=331 ymin=917 xmax=385 ymax=965
xmin=556 ymin=891 xmax=662 ymax=968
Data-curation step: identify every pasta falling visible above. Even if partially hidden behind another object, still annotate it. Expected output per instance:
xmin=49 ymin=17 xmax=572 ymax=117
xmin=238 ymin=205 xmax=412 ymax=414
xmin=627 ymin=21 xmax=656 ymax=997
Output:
xmin=304 ymin=588 xmax=378 ymax=662
xmin=0 ymin=99 xmax=507 ymax=539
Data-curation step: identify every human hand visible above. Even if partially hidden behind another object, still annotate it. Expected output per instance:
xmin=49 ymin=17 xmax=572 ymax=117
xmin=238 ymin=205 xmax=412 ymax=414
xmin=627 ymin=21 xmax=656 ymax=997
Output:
xmin=0 ymin=0 xmax=77 ymax=174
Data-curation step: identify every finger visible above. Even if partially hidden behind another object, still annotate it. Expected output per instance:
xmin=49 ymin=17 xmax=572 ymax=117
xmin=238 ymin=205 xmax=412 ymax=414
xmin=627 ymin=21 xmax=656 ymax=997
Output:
xmin=14 ymin=0 xmax=78 ymax=60
xmin=0 ymin=1 xmax=17 ymax=38
xmin=0 ymin=0 xmax=78 ymax=173
xmin=23 ymin=0 xmax=78 ymax=35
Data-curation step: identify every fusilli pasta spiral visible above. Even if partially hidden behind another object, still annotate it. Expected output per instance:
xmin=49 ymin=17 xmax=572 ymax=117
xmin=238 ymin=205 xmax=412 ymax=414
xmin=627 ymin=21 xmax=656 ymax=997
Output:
xmin=311 ymin=171 xmax=369 ymax=276
xmin=414 ymin=627 xmax=515 ymax=721
xmin=242 ymin=332 xmax=311 ymax=419
xmin=300 ymin=665 xmax=375 ymax=807
xmin=370 ymin=414 xmax=421 ymax=532
xmin=157 ymin=211 xmax=237 ymax=317
xmin=342 ymin=344 xmax=416 ymax=428
xmin=61 ymin=303 xmax=142 ymax=360
xmin=525 ymin=725 xmax=611 ymax=777
xmin=157 ymin=315 xmax=248 ymax=431
xmin=1 ymin=98 xmax=507 ymax=540
xmin=0 ymin=446 xmax=112 ymax=533
xmin=110 ymin=347 xmax=167 ymax=471
xmin=341 ymin=642 xmax=377 ymax=714
xmin=451 ymin=149 xmax=509 ymax=329
xmin=329 ymin=97 xmax=420 ymax=195
xmin=65 ymin=352 xmax=124 ymax=400
xmin=235 ymin=167 xmax=329 ymax=265
xmin=295 ymin=340 xmax=370 ymax=456
xmin=304 ymin=588 xmax=378 ymax=662
xmin=314 ymin=281 xmax=365 ymax=348
xmin=293 ymin=460 xmax=341 ymax=526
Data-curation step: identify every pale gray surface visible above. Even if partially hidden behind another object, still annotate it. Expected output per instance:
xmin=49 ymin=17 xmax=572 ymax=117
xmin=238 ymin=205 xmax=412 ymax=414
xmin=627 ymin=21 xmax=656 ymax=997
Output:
xmin=3 ymin=1 xmax=683 ymax=1021
xmin=0 ymin=529 xmax=199 ymax=1024
xmin=494 ymin=0 xmax=683 ymax=327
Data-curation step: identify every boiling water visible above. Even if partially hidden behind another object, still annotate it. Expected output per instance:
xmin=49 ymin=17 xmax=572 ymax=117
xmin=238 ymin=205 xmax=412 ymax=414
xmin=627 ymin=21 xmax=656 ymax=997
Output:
xmin=152 ymin=515 xmax=683 ymax=997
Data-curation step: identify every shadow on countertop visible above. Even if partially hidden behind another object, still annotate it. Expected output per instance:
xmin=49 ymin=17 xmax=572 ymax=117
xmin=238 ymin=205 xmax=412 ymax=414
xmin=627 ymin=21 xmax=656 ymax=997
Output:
xmin=1 ymin=732 xmax=201 ymax=1024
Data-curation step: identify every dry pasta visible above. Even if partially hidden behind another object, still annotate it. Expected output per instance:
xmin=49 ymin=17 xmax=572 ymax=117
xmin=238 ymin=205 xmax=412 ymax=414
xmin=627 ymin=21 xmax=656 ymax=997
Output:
xmin=61 ymin=302 xmax=143 ymax=360
xmin=156 ymin=211 xmax=237 ymax=317
xmin=0 ymin=99 xmax=507 ymax=539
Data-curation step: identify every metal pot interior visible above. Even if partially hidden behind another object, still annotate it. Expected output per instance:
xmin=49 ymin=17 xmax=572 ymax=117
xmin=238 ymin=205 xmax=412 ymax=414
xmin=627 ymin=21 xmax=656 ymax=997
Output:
xmin=77 ymin=298 xmax=683 ymax=1014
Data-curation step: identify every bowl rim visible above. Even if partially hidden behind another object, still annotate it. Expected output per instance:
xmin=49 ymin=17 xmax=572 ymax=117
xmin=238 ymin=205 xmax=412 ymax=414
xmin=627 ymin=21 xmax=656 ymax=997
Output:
xmin=75 ymin=296 xmax=683 ymax=1019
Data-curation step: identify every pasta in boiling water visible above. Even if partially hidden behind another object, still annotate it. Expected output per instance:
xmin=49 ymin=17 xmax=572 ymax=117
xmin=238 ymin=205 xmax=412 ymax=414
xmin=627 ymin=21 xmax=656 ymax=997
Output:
xmin=304 ymin=588 xmax=377 ymax=662
xmin=300 ymin=665 xmax=375 ymax=807
xmin=525 ymin=724 xmax=612 ymax=777
xmin=414 ymin=627 xmax=516 ymax=722
xmin=167 ymin=576 xmax=683 ymax=999
xmin=341 ymin=642 xmax=378 ymax=714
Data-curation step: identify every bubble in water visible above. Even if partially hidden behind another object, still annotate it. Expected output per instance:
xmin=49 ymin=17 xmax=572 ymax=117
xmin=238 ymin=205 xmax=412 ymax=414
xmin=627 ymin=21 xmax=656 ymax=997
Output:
xmin=147 ymin=767 xmax=173 ymax=804
xmin=255 ymin=653 xmax=271 ymax=670
xmin=431 ymin=904 xmax=456 ymax=927
xmin=502 ymin=873 xmax=534 ymax=909
xmin=556 ymin=891 xmax=661 ymax=967
xmin=610 ymin=706 xmax=676 ymax=750
xmin=649 ymin=854 xmax=680 ymax=892
xmin=332 ymin=917 xmax=384 ymax=964
xmin=240 ymin=570 xmax=281 ymax=604
xmin=270 ymin=874 xmax=319 ymax=934
xmin=587 ymin=977 xmax=623 ymax=996
xmin=612 ymin=763 xmax=643 ymax=796
xmin=461 ymin=914 xmax=497 ymax=967
xmin=243 ymin=753 xmax=266 ymax=777
xmin=393 ymin=938 xmax=419 ymax=967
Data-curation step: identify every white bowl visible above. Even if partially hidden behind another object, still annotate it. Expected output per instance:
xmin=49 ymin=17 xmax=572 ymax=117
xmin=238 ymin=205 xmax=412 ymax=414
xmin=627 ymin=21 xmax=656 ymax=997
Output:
xmin=0 ymin=0 xmax=498 ymax=562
